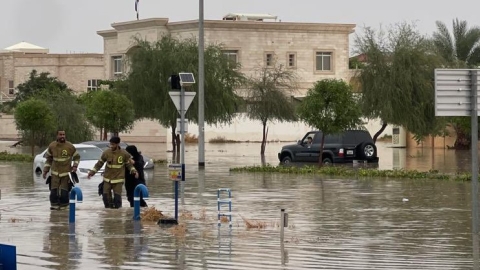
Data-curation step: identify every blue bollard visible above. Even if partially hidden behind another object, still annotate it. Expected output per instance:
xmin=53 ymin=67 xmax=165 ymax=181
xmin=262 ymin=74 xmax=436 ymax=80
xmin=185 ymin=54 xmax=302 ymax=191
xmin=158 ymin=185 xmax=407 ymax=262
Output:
xmin=133 ymin=184 xmax=149 ymax=220
xmin=69 ymin=187 xmax=83 ymax=224
xmin=0 ymin=243 xmax=16 ymax=270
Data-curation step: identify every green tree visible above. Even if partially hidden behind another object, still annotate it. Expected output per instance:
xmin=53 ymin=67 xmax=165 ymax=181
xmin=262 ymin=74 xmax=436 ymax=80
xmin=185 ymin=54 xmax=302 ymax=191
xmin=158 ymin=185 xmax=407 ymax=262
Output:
xmin=433 ymin=19 xmax=480 ymax=148
xmin=433 ymin=18 xmax=480 ymax=67
xmin=9 ymin=70 xmax=93 ymax=145
xmin=11 ymin=70 xmax=71 ymax=107
xmin=245 ymin=59 xmax=298 ymax=155
xmin=123 ymin=35 xmax=245 ymax=152
xmin=354 ymin=23 xmax=445 ymax=143
xmin=298 ymin=79 xmax=363 ymax=166
xmin=14 ymin=98 xmax=56 ymax=156
xmin=43 ymin=91 xmax=94 ymax=144
xmin=83 ymin=90 xmax=135 ymax=137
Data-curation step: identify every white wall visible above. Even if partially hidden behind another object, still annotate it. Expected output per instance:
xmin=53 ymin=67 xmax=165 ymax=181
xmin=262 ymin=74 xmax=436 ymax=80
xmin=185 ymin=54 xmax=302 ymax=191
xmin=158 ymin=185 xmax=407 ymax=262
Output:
xmin=167 ymin=114 xmax=393 ymax=143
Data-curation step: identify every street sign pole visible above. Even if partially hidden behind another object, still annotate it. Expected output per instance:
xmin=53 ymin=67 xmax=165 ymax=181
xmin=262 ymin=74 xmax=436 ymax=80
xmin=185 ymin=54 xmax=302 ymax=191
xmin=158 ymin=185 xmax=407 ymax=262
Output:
xmin=472 ymin=71 xmax=479 ymax=235
xmin=169 ymin=73 xmax=196 ymax=223
xmin=435 ymin=69 xmax=480 ymax=258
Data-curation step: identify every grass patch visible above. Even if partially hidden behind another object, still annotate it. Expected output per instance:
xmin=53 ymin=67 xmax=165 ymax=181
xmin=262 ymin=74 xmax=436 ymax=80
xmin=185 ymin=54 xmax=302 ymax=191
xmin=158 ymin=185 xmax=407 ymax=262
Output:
xmin=208 ymin=136 xmax=240 ymax=144
xmin=230 ymin=164 xmax=473 ymax=181
xmin=185 ymin=133 xmax=198 ymax=143
xmin=0 ymin=151 xmax=33 ymax=162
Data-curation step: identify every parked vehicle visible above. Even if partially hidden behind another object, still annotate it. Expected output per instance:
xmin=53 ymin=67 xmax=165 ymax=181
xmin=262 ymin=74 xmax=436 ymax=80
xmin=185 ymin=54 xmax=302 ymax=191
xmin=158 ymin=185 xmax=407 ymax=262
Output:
xmin=278 ymin=130 xmax=379 ymax=164
xmin=33 ymin=144 xmax=105 ymax=179
xmin=80 ymin=141 xmax=154 ymax=170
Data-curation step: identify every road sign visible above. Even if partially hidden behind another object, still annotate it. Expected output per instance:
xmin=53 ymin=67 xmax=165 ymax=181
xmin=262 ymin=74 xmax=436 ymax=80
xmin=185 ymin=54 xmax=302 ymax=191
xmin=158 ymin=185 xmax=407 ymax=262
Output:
xmin=169 ymin=91 xmax=196 ymax=114
xmin=435 ymin=69 xmax=480 ymax=116
xmin=168 ymin=164 xmax=182 ymax=181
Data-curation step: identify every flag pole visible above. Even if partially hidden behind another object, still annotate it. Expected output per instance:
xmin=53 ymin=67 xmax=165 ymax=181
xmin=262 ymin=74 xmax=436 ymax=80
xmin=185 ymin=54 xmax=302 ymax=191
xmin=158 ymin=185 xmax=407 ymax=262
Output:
xmin=135 ymin=0 xmax=139 ymax=20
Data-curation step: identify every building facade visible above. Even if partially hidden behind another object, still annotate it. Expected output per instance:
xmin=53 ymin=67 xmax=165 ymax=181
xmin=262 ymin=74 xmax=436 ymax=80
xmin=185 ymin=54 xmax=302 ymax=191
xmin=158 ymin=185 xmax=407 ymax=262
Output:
xmin=97 ymin=17 xmax=355 ymax=90
xmin=0 ymin=42 xmax=104 ymax=101
xmin=0 ymin=42 xmax=165 ymax=143
xmin=96 ymin=16 xmax=391 ymax=144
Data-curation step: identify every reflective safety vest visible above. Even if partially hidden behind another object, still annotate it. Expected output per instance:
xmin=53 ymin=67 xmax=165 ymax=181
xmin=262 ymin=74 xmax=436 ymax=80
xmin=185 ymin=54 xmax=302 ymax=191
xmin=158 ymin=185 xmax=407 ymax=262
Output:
xmin=43 ymin=141 xmax=80 ymax=177
xmin=90 ymin=148 xmax=136 ymax=183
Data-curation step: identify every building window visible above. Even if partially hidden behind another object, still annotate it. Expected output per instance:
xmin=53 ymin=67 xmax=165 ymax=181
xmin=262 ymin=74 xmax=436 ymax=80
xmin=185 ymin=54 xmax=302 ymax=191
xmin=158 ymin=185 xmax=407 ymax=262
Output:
xmin=266 ymin=53 xmax=274 ymax=66
xmin=222 ymin=50 xmax=238 ymax=63
xmin=87 ymin=79 xmax=100 ymax=91
xmin=288 ymin=53 xmax=296 ymax=68
xmin=316 ymin=52 xmax=332 ymax=71
xmin=8 ymin=80 xmax=14 ymax=95
xmin=112 ymin=56 xmax=123 ymax=75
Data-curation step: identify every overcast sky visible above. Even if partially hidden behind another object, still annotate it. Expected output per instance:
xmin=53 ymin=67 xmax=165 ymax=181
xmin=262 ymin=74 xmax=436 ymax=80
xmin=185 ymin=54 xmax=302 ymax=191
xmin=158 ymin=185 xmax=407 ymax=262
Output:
xmin=1 ymin=0 xmax=480 ymax=53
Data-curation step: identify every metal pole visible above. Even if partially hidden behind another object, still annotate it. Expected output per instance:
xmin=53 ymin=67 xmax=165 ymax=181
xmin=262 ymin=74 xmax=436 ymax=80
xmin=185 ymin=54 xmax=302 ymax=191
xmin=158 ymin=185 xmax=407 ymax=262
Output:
xmin=472 ymin=70 xmax=479 ymax=235
xmin=175 ymin=86 xmax=186 ymax=222
xmin=280 ymin=208 xmax=285 ymax=265
xmin=198 ymin=0 xmax=205 ymax=168
xmin=280 ymin=209 xmax=285 ymax=242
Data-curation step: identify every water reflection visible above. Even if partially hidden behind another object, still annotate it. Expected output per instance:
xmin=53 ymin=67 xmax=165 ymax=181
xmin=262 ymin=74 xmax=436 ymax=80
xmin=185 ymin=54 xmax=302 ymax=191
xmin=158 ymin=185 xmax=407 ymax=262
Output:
xmin=42 ymin=211 xmax=82 ymax=270
xmin=0 ymin=145 xmax=480 ymax=269
xmin=99 ymin=211 xmax=129 ymax=267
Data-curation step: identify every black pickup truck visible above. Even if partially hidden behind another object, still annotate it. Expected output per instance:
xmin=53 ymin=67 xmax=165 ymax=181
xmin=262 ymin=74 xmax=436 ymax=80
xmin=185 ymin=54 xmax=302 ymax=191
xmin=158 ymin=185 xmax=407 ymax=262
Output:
xmin=278 ymin=130 xmax=379 ymax=164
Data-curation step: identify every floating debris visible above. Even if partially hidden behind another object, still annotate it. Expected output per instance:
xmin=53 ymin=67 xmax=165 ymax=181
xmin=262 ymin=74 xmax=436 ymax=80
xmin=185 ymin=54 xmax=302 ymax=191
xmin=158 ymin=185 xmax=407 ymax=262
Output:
xmin=140 ymin=206 xmax=164 ymax=222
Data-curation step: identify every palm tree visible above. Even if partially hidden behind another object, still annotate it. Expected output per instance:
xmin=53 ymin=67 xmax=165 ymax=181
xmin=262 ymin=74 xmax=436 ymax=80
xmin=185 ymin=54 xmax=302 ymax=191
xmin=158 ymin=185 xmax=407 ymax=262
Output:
xmin=433 ymin=18 xmax=480 ymax=67
xmin=433 ymin=19 xmax=480 ymax=149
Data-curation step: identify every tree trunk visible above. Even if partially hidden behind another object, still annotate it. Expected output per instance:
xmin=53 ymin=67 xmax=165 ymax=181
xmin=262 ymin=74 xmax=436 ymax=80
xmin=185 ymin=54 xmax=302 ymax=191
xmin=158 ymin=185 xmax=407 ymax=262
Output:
xmin=30 ymin=132 xmax=34 ymax=157
xmin=171 ymin=127 xmax=177 ymax=153
xmin=454 ymin=129 xmax=470 ymax=149
xmin=260 ymin=121 xmax=268 ymax=155
xmin=102 ymin=129 xmax=107 ymax=140
xmin=373 ymin=122 xmax=388 ymax=143
xmin=318 ymin=132 xmax=325 ymax=167
xmin=261 ymin=154 xmax=267 ymax=166
xmin=175 ymin=134 xmax=181 ymax=154
xmin=99 ymin=128 xmax=103 ymax=140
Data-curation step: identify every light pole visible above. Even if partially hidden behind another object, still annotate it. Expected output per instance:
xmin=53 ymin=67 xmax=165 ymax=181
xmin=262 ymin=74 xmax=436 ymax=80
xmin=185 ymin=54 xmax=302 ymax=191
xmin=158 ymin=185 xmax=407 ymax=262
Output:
xmin=198 ymin=0 xmax=205 ymax=168
xmin=169 ymin=73 xmax=196 ymax=222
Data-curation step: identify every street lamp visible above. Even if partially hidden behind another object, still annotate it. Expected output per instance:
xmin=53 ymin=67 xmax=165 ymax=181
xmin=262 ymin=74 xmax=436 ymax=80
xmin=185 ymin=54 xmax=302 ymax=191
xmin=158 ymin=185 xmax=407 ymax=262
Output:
xmin=168 ymin=73 xmax=196 ymax=222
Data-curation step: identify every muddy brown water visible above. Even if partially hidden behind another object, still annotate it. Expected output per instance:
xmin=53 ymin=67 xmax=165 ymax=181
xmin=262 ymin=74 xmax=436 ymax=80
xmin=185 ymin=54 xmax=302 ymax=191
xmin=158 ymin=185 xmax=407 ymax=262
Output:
xmin=0 ymin=141 xmax=479 ymax=269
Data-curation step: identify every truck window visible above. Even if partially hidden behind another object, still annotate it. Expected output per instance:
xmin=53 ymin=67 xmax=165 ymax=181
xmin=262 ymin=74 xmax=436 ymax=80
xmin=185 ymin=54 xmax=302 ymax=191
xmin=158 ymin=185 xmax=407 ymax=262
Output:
xmin=312 ymin=132 xmax=323 ymax=144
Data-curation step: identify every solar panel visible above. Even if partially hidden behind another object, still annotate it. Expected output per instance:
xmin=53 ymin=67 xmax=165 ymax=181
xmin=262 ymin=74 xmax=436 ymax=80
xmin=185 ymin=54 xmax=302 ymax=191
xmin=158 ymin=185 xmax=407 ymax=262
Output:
xmin=179 ymin=73 xmax=195 ymax=84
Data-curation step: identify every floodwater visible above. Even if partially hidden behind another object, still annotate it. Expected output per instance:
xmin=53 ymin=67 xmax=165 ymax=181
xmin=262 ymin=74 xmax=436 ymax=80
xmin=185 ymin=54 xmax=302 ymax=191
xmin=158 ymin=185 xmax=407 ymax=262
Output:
xmin=0 ymin=141 xmax=479 ymax=269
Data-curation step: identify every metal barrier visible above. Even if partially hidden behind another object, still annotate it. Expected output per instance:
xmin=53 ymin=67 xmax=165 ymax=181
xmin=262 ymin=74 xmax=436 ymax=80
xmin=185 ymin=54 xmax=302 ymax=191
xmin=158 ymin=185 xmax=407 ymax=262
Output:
xmin=217 ymin=188 xmax=232 ymax=228
xmin=69 ymin=187 xmax=83 ymax=224
xmin=0 ymin=243 xmax=16 ymax=270
xmin=133 ymin=184 xmax=149 ymax=220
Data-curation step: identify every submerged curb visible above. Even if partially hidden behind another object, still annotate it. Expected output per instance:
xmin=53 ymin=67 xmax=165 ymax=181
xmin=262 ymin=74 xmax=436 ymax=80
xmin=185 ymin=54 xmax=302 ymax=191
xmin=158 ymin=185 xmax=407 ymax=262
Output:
xmin=230 ymin=165 xmax=475 ymax=181
xmin=0 ymin=151 xmax=33 ymax=162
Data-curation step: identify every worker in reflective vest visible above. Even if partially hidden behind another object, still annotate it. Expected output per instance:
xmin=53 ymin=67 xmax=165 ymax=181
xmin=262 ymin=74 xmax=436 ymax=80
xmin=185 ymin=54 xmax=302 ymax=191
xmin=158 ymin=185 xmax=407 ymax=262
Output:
xmin=43 ymin=130 xmax=80 ymax=210
xmin=88 ymin=136 xmax=138 ymax=208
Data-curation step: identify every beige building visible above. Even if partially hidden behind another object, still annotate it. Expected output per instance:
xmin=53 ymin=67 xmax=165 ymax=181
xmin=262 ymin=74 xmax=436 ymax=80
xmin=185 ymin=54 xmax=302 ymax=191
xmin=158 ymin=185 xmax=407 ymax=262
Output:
xmin=0 ymin=42 xmax=104 ymax=101
xmin=97 ymin=15 xmax=355 ymax=90
xmin=0 ymin=41 xmax=165 ymax=143
xmin=95 ymin=15 xmax=387 ymax=144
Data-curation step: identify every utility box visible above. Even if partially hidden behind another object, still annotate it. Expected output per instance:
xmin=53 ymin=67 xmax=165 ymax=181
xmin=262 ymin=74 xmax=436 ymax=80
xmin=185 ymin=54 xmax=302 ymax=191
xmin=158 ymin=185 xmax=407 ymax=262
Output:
xmin=391 ymin=125 xmax=407 ymax=148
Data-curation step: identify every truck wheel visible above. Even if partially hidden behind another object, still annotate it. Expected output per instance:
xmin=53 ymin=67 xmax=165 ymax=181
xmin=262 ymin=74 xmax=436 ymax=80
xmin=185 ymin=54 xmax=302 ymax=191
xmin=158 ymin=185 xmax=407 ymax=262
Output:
xmin=281 ymin=155 xmax=292 ymax=164
xmin=360 ymin=143 xmax=376 ymax=159
xmin=322 ymin=157 xmax=333 ymax=164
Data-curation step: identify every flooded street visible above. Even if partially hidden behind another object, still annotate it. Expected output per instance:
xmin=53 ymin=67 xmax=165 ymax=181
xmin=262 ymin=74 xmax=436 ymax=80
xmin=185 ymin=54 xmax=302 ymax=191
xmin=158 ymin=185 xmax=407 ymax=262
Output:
xmin=0 ymin=141 xmax=479 ymax=269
